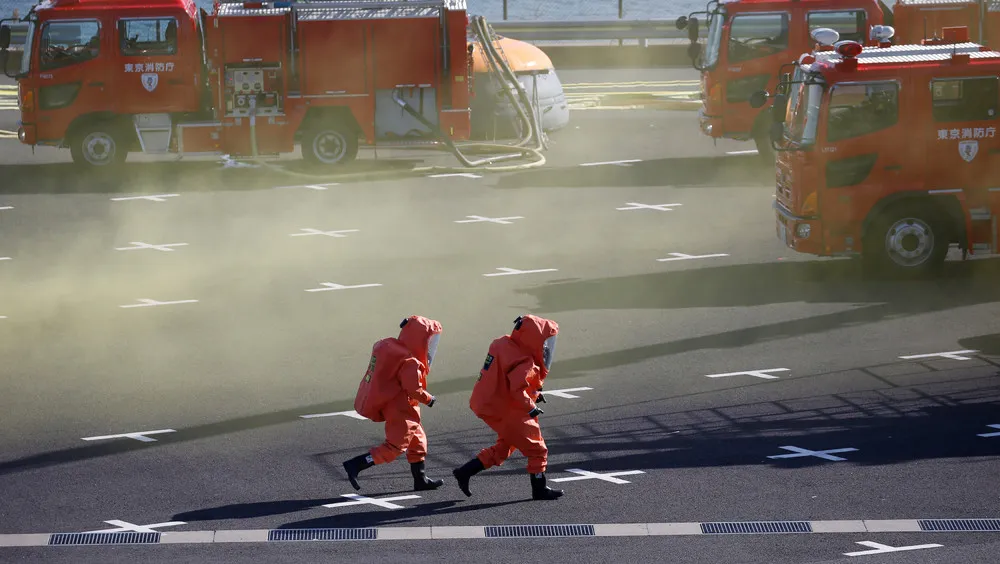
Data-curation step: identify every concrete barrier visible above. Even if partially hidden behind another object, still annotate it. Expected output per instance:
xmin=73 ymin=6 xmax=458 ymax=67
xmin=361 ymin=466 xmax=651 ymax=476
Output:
xmin=532 ymin=44 xmax=694 ymax=69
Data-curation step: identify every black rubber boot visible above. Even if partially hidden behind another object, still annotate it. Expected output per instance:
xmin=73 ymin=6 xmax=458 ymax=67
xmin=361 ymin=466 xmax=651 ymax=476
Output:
xmin=453 ymin=457 xmax=486 ymax=497
xmin=343 ymin=453 xmax=375 ymax=491
xmin=530 ymin=472 xmax=564 ymax=500
xmin=411 ymin=461 xmax=445 ymax=491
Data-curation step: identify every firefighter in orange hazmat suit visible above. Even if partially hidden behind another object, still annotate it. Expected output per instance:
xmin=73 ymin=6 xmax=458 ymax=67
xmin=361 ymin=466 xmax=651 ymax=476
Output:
xmin=453 ymin=314 xmax=564 ymax=500
xmin=343 ymin=315 xmax=445 ymax=492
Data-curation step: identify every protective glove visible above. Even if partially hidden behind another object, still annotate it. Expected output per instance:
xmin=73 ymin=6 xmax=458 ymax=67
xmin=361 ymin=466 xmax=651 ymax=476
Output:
xmin=528 ymin=406 xmax=544 ymax=418
xmin=427 ymin=396 xmax=436 ymax=407
xmin=537 ymin=393 xmax=546 ymax=404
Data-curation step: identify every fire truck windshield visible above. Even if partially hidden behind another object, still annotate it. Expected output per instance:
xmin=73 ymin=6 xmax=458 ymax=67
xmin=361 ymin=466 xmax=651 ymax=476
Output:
xmin=703 ymin=11 xmax=724 ymax=68
xmin=785 ymin=78 xmax=822 ymax=146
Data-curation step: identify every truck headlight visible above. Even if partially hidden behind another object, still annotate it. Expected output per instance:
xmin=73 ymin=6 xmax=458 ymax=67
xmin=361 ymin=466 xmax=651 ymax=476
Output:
xmin=795 ymin=223 xmax=811 ymax=239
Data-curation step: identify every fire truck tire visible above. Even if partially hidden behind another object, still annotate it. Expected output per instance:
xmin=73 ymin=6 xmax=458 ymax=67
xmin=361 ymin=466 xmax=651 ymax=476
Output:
xmin=302 ymin=125 xmax=358 ymax=166
xmin=70 ymin=123 xmax=128 ymax=169
xmin=863 ymin=204 xmax=950 ymax=277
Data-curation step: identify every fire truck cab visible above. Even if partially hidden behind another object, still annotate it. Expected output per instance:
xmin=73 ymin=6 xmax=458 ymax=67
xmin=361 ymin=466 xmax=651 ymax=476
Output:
xmin=676 ymin=0 xmax=888 ymax=160
xmin=0 ymin=0 xmax=476 ymax=169
xmin=754 ymin=27 xmax=1000 ymax=275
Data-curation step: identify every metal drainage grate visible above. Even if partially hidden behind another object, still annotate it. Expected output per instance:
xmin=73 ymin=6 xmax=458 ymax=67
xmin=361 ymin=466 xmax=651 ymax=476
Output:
xmin=49 ymin=532 xmax=161 ymax=546
xmin=267 ymin=528 xmax=378 ymax=542
xmin=701 ymin=521 xmax=813 ymax=534
xmin=485 ymin=525 xmax=596 ymax=538
xmin=919 ymin=519 xmax=1000 ymax=532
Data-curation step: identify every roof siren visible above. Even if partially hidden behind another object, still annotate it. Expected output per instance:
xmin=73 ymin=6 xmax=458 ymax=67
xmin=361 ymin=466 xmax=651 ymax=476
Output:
xmin=870 ymin=25 xmax=895 ymax=47
xmin=811 ymin=27 xmax=840 ymax=51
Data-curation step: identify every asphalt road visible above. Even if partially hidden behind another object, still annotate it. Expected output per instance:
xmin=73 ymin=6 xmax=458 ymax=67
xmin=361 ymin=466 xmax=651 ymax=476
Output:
xmin=1 ymin=67 xmax=1000 ymax=564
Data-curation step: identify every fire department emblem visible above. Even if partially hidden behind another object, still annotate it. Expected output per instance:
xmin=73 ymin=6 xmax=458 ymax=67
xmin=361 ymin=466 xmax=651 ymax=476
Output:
xmin=141 ymin=72 xmax=159 ymax=93
xmin=959 ymin=140 xmax=978 ymax=162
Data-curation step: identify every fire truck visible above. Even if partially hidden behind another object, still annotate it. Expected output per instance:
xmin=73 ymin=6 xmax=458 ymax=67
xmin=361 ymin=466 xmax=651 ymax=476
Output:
xmin=891 ymin=0 xmax=995 ymax=47
xmin=676 ymin=0 xmax=890 ymax=160
xmin=751 ymin=27 xmax=1000 ymax=275
xmin=0 ymin=0 xmax=540 ymax=170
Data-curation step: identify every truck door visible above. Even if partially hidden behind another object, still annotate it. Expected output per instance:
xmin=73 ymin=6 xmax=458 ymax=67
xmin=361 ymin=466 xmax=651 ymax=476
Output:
xmin=33 ymin=17 xmax=109 ymax=143
xmin=114 ymin=14 xmax=196 ymax=114
xmin=925 ymin=76 xmax=999 ymax=198
xmin=721 ymin=10 xmax=792 ymax=136
xmin=816 ymin=79 xmax=907 ymax=248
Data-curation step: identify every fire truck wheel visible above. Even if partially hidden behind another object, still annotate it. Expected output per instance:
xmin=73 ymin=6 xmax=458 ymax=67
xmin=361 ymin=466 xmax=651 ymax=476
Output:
xmin=70 ymin=123 xmax=128 ymax=169
xmin=302 ymin=125 xmax=358 ymax=166
xmin=864 ymin=205 xmax=949 ymax=277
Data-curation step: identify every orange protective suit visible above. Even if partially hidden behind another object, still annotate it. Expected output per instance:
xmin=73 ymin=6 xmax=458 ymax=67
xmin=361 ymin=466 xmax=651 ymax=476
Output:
xmin=353 ymin=315 xmax=441 ymax=465
xmin=469 ymin=314 xmax=559 ymax=474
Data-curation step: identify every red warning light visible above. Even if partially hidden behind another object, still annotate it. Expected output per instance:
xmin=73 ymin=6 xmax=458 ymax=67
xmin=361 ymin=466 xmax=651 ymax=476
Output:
xmin=836 ymin=41 xmax=863 ymax=58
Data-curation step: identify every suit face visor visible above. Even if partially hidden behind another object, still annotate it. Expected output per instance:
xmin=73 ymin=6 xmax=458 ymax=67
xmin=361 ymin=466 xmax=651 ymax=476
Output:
xmin=426 ymin=333 xmax=441 ymax=366
xmin=542 ymin=335 xmax=557 ymax=370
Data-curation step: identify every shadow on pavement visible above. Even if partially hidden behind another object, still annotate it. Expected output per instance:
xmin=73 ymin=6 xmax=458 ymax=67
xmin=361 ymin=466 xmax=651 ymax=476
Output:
xmin=494 ymin=154 xmax=773 ymax=189
xmin=275 ymin=499 xmax=528 ymax=529
xmin=959 ymin=333 xmax=1000 ymax=356
xmin=0 ymin=159 xmax=426 ymax=195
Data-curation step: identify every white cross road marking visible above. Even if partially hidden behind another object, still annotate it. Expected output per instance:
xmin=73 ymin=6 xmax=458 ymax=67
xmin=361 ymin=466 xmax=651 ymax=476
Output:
xmin=454 ymin=215 xmax=524 ymax=224
xmin=321 ymin=494 xmax=421 ymax=510
xmin=300 ymin=410 xmax=368 ymax=420
xmin=91 ymin=520 xmax=187 ymax=534
xmin=899 ymin=350 xmax=978 ymax=361
xmin=551 ymin=469 xmax=645 ymax=484
xmin=277 ymin=183 xmax=340 ymax=190
xmin=120 ymin=299 xmax=198 ymax=309
xmin=290 ymin=228 xmax=359 ymax=238
xmin=657 ymin=252 xmax=730 ymax=262
xmin=115 ymin=242 xmax=189 ymax=252
xmin=428 ymin=173 xmax=482 ymax=178
xmin=977 ymin=424 xmax=1000 ymax=438
xmin=81 ymin=429 xmax=176 ymax=443
xmin=542 ymin=387 xmax=593 ymax=399
xmin=616 ymin=202 xmax=682 ymax=211
xmin=843 ymin=541 xmax=942 ymax=557
xmin=768 ymin=445 xmax=858 ymax=462
xmin=483 ymin=267 xmax=558 ymax=277
xmin=705 ymin=368 xmax=789 ymax=380
xmin=579 ymin=159 xmax=641 ymax=167
xmin=110 ymin=194 xmax=179 ymax=202
xmin=305 ymin=282 xmax=382 ymax=292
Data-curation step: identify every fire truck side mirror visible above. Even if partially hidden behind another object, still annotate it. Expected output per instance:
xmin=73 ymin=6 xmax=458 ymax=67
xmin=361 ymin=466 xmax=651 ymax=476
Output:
xmin=676 ymin=16 xmax=688 ymax=30
xmin=0 ymin=25 xmax=11 ymax=50
xmin=749 ymin=90 xmax=768 ymax=109
xmin=687 ymin=17 xmax=700 ymax=43
xmin=771 ymin=93 xmax=788 ymax=120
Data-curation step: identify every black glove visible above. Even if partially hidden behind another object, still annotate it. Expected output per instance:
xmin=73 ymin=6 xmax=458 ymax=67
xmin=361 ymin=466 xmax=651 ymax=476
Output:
xmin=537 ymin=393 xmax=546 ymax=404
xmin=528 ymin=406 xmax=544 ymax=418
xmin=427 ymin=396 xmax=436 ymax=407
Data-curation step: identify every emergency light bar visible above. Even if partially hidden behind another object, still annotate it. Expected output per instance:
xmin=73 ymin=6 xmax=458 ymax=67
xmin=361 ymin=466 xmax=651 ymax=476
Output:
xmin=835 ymin=40 xmax=863 ymax=58
xmin=870 ymin=25 xmax=895 ymax=43
xmin=810 ymin=27 xmax=840 ymax=47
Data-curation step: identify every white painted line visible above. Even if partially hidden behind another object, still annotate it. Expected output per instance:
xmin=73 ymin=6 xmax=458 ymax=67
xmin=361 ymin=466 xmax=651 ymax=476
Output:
xmin=213 ymin=529 xmax=270 ymax=543
xmin=428 ymin=173 xmax=482 ymax=178
xmin=81 ymin=429 xmax=176 ymax=443
xmin=843 ymin=540 xmax=942 ymax=557
xmin=483 ymin=267 xmax=558 ymax=277
xmin=277 ymin=183 xmax=339 ymax=190
xmin=378 ymin=527 xmax=433 ymax=540
xmin=646 ymin=523 xmax=704 ymax=535
xmin=593 ymin=523 xmax=650 ymax=536
xmin=305 ymin=282 xmax=382 ymax=292
xmin=0 ymin=257 xmax=10 ymax=261
xmin=289 ymin=228 xmax=359 ymax=238
xmin=120 ymin=299 xmax=198 ymax=309
xmin=767 ymin=446 xmax=858 ymax=462
xmin=160 ymin=531 xmax=215 ymax=544
xmin=110 ymin=194 xmax=179 ymax=202
xmin=899 ymin=350 xmax=978 ymax=361
xmin=977 ymin=424 xmax=1000 ymax=438
xmin=542 ymin=387 xmax=593 ymax=399
xmin=705 ymin=368 xmax=789 ymax=380
xmin=726 ymin=149 xmax=759 ymax=156
xmin=579 ymin=159 xmax=641 ymax=167
xmin=928 ymin=189 xmax=962 ymax=195
xmin=0 ymin=534 xmax=51 ymax=547
xmin=321 ymin=494 xmax=421 ymax=510
xmin=0 ymin=206 xmax=12 ymax=210
xmin=990 ymin=187 xmax=1000 ymax=192
xmin=810 ymin=521 xmax=867 ymax=533
xmin=551 ymin=469 xmax=645 ymax=484
xmin=115 ymin=242 xmax=188 ymax=252
xmin=92 ymin=520 xmax=186 ymax=534
xmin=300 ymin=410 xmax=368 ymax=420
xmin=616 ymin=202 xmax=682 ymax=211
xmin=0 ymin=316 xmax=6 ymax=319
xmin=863 ymin=520 xmax=923 ymax=533
xmin=454 ymin=215 xmax=524 ymax=224
xmin=657 ymin=252 xmax=729 ymax=262
xmin=431 ymin=526 xmax=485 ymax=539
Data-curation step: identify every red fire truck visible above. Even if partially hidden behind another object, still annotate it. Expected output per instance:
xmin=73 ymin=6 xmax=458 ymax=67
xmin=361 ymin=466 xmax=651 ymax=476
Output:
xmin=891 ymin=0 xmax=994 ymax=47
xmin=753 ymin=27 xmax=1000 ymax=275
xmin=0 ymin=0 xmax=519 ymax=169
xmin=676 ymin=0 xmax=890 ymax=159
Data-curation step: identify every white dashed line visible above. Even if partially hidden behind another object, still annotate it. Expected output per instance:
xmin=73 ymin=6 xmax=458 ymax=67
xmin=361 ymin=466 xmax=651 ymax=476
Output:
xmin=726 ymin=150 xmax=759 ymax=156
xmin=483 ymin=267 xmax=558 ymax=277
xmin=305 ymin=282 xmax=382 ymax=292
xmin=81 ymin=429 xmax=176 ymax=443
xmin=0 ymin=206 xmax=12 ymax=210
xmin=616 ymin=202 xmax=682 ymax=211
xmin=110 ymin=194 xmax=180 ymax=202
xmin=0 ymin=257 xmax=10 ymax=261
xmin=427 ymin=173 xmax=482 ymax=178
xmin=120 ymin=299 xmax=199 ymax=309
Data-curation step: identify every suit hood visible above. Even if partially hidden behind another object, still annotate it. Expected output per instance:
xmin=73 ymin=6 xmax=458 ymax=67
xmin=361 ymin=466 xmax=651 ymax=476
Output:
xmin=398 ymin=315 xmax=443 ymax=369
xmin=510 ymin=314 xmax=559 ymax=374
